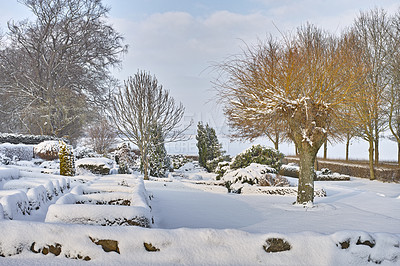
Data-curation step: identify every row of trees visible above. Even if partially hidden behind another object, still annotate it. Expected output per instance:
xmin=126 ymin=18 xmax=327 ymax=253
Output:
xmin=219 ymin=9 xmax=400 ymax=170
xmin=215 ymin=8 xmax=400 ymax=204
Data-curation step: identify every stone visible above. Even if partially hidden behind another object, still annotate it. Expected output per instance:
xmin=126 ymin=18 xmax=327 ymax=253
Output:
xmin=144 ymin=242 xmax=160 ymax=252
xmin=90 ymin=237 xmax=120 ymax=254
xmin=263 ymin=238 xmax=291 ymax=253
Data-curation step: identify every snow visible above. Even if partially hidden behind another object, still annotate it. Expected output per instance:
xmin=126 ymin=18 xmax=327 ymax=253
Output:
xmin=0 ymin=154 xmax=399 ymax=265
xmin=33 ymin=140 xmax=59 ymax=155
xmin=0 ymin=166 xmax=20 ymax=180
xmin=75 ymin=157 xmax=114 ymax=168
xmin=0 ymin=143 xmax=34 ymax=161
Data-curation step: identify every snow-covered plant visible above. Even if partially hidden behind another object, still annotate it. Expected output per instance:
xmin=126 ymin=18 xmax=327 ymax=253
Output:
xmin=74 ymin=146 xmax=99 ymax=160
xmin=170 ymin=154 xmax=192 ymax=170
xmin=205 ymin=155 xmax=231 ymax=174
xmin=147 ymin=123 xmax=170 ymax=177
xmin=34 ymin=141 xmax=60 ymax=160
xmin=222 ymin=163 xmax=290 ymax=193
xmin=215 ymin=161 xmax=230 ymax=180
xmin=115 ymin=143 xmax=137 ymax=174
xmin=59 ymin=140 xmax=75 ymax=176
xmin=230 ymin=145 xmax=284 ymax=172
xmin=196 ymin=122 xmax=224 ymax=172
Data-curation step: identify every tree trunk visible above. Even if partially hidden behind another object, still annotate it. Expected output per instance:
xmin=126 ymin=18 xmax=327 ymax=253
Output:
xmin=368 ymin=139 xmax=375 ymax=180
xmin=398 ymin=142 xmax=400 ymax=167
xmin=297 ymin=148 xmax=317 ymax=204
xmin=274 ymin=134 xmax=279 ymax=150
xmin=374 ymin=132 xmax=379 ymax=165
xmin=345 ymin=135 xmax=350 ymax=161
xmin=323 ymin=139 xmax=327 ymax=159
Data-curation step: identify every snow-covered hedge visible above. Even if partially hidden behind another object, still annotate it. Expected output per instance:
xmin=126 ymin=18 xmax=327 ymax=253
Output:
xmin=0 ymin=133 xmax=59 ymax=145
xmin=0 ymin=143 xmax=34 ymax=161
xmin=26 ymin=185 xmax=48 ymax=210
xmin=280 ymin=164 xmax=350 ymax=181
xmin=47 ymin=175 xmax=152 ymax=227
xmin=0 ymin=190 xmax=30 ymax=219
xmin=241 ymin=186 xmax=327 ymax=197
xmin=46 ymin=204 xmax=151 ymax=227
xmin=76 ymin=157 xmax=114 ymax=175
xmin=0 ymin=167 xmax=20 ymax=181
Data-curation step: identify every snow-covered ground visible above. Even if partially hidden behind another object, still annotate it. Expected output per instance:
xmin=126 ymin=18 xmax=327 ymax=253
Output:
xmin=0 ymin=160 xmax=399 ymax=265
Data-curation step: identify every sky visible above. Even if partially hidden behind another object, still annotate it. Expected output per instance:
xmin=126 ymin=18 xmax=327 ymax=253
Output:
xmin=1 ymin=0 xmax=400 ymax=159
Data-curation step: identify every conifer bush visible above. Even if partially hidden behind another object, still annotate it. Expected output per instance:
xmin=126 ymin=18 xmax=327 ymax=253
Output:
xmin=59 ymin=140 xmax=75 ymax=176
xmin=230 ymin=145 xmax=284 ymax=171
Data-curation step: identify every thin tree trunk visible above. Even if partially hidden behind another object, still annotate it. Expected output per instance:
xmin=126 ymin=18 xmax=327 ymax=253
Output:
xmin=297 ymin=148 xmax=316 ymax=204
xmin=345 ymin=135 xmax=350 ymax=161
xmin=274 ymin=134 xmax=279 ymax=150
xmin=323 ymin=139 xmax=327 ymax=159
xmin=398 ymin=142 xmax=400 ymax=167
xmin=368 ymin=139 xmax=375 ymax=180
xmin=374 ymin=131 xmax=379 ymax=165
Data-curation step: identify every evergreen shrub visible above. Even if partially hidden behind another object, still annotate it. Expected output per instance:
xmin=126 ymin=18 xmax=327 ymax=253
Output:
xmin=230 ymin=145 xmax=284 ymax=171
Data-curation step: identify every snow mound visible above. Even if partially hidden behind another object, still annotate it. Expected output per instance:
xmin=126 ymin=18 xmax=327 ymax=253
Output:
xmin=0 ymin=167 xmax=20 ymax=181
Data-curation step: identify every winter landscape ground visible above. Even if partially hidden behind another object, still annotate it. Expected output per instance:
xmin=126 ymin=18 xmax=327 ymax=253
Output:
xmin=0 ymin=155 xmax=399 ymax=266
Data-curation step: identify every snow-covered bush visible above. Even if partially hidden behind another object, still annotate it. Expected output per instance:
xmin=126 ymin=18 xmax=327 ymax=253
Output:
xmin=147 ymin=123 xmax=170 ymax=177
xmin=230 ymin=145 xmax=284 ymax=171
xmin=59 ymin=141 xmax=75 ymax=176
xmin=222 ymin=163 xmax=290 ymax=193
xmin=170 ymin=154 xmax=192 ymax=170
xmin=0 ymin=143 xmax=34 ymax=161
xmin=74 ymin=146 xmax=99 ymax=159
xmin=205 ymin=155 xmax=231 ymax=173
xmin=115 ymin=143 xmax=137 ymax=174
xmin=215 ymin=161 xmax=230 ymax=180
xmin=76 ymin=157 xmax=114 ymax=175
xmin=34 ymin=141 xmax=60 ymax=160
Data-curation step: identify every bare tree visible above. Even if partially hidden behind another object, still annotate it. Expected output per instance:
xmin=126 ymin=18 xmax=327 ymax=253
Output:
xmin=215 ymin=25 xmax=367 ymax=204
xmin=0 ymin=0 xmax=127 ymax=141
xmin=387 ymin=10 xmax=400 ymax=166
xmin=86 ymin=120 xmax=117 ymax=155
xmin=351 ymin=9 xmax=392 ymax=171
xmin=110 ymin=71 xmax=187 ymax=180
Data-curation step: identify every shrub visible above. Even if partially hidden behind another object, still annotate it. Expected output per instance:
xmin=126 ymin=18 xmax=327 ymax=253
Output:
xmin=196 ymin=122 xmax=224 ymax=171
xmin=34 ymin=141 xmax=60 ymax=160
xmin=215 ymin=161 xmax=230 ymax=180
xmin=76 ymin=158 xmax=113 ymax=175
xmin=115 ymin=143 xmax=137 ymax=174
xmin=170 ymin=155 xmax=191 ymax=170
xmin=205 ymin=154 xmax=231 ymax=173
xmin=230 ymin=145 xmax=284 ymax=171
xmin=59 ymin=141 xmax=75 ymax=176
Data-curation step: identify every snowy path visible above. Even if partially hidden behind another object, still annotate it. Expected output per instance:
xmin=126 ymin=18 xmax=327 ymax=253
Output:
xmin=146 ymin=178 xmax=400 ymax=234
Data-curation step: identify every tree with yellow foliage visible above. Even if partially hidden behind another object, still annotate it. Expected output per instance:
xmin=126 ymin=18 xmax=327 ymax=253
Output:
xmin=215 ymin=25 xmax=367 ymax=204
